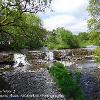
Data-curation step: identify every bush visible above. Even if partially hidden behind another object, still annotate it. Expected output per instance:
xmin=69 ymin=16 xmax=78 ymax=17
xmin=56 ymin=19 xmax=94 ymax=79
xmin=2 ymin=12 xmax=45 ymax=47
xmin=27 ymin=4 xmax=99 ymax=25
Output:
xmin=94 ymin=47 xmax=100 ymax=63
xmin=49 ymin=62 xmax=85 ymax=100
xmin=46 ymin=28 xmax=79 ymax=50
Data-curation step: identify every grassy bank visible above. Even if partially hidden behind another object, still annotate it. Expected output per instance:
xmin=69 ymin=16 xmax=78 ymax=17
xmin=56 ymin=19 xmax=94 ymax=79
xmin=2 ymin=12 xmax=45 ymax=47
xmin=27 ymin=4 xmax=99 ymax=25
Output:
xmin=94 ymin=48 xmax=100 ymax=63
xmin=48 ymin=62 xmax=85 ymax=100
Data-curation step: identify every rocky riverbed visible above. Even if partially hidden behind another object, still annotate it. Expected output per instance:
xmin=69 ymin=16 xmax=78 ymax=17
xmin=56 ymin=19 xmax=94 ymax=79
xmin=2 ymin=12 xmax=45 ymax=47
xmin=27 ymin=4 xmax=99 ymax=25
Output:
xmin=0 ymin=50 xmax=100 ymax=100
xmin=1 ymin=68 xmax=65 ymax=100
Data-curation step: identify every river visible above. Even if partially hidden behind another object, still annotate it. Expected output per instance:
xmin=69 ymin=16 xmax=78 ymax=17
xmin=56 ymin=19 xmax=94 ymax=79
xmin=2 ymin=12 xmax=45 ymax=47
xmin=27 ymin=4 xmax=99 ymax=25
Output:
xmin=0 ymin=49 xmax=100 ymax=100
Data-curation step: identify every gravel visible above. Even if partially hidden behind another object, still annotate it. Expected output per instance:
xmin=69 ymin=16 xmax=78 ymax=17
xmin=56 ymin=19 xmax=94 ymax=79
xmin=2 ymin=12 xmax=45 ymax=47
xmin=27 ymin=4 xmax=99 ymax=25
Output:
xmin=2 ymin=68 xmax=65 ymax=100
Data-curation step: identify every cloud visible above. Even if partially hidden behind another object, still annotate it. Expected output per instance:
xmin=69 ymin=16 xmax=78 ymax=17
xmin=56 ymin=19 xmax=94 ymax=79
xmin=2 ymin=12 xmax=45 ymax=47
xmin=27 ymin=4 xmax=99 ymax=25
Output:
xmin=43 ymin=14 xmax=88 ymax=33
xmin=38 ymin=0 xmax=89 ymax=33
xmin=50 ymin=0 xmax=88 ymax=13
xmin=65 ymin=21 xmax=88 ymax=33
xmin=43 ymin=14 xmax=76 ymax=30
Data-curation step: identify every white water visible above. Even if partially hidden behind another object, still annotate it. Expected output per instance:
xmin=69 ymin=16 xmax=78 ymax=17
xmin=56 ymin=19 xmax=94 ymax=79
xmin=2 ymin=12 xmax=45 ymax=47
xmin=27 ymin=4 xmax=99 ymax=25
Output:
xmin=13 ymin=51 xmax=54 ymax=71
xmin=59 ymin=61 xmax=75 ymax=67
xmin=13 ymin=53 xmax=30 ymax=71
xmin=13 ymin=54 xmax=26 ymax=67
xmin=46 ymin=51 xmax=54 ymax=61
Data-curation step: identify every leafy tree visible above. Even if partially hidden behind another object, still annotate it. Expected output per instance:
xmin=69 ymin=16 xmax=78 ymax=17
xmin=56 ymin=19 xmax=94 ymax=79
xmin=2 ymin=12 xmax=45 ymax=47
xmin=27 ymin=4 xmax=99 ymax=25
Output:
xmin=87 ymin=0 xmax=100 ymax=32
xmin=77 ymin=32 xmax=90 ymax=47
xmin=94 ymin=47 xmax=100 ymax=63
xmin=46 ymin=32 xmax=58 ymax=49
xmin=47 ymin=28 xmax=79 ymax=49
xmin=78 ymin=32 xmax=89 ymax=41
xmin=87 ymin=0 xmax=100 ymax=46
xmin=55 ymin=28 xmax=78 ymax=48
xmin=0 ymin=0 xmax=51 ymax=50
xmin=89 ymin=31 xmax=100 ymax=46
xmin=77 ymin=31 xmax=100 ymax=47
xmin=0 ymin=0 xmax=52 ymax=13
xmin=0 ymin=10 xmax=47 ymax=50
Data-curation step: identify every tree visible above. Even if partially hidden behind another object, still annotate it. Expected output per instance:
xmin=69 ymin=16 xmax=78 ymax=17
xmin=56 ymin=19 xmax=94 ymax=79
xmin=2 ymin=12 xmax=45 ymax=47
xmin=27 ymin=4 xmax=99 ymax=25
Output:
xmin=0 ymin=0 xmax=52 ymax=13
xmin=0 ymin=11 xmax=47 ymax=50
xmin=47 ymin=28 xmax=79 ymax=49
xmin=56 ymin=28 xmax=79 ymax=48
xmin=87 ymin=0 xmax=100 ymax=32
xmin=77 ymin=32 xmax=90 ymax=47
xmin=0 ymin=0 xmax=51 ymax=50
xmin=46 ymin=31 xmax=58 ymax=49
xmin=89 ymin=31 xmax=100 ymax=46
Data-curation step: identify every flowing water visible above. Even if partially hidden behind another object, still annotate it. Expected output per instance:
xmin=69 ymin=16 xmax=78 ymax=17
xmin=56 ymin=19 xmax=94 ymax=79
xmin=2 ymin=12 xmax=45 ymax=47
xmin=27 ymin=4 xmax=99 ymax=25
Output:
xmin=0 ymin=49 xmax=100 ymax=100
xmin=46 ymin=51 xmax=54 ymax=61
xmin=0 ymin=52 xmax=65 ymax=99
xmin=77 ymin=59 xmax=100 ymax=100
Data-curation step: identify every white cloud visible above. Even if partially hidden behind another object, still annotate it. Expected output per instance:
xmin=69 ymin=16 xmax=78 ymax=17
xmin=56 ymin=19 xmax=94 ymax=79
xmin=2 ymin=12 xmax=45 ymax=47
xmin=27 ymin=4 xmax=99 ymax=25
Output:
xmin=43 ymin=14 xmax=76 ymax=30
xmin=50 ymin=0 xmax=88 ymax=13
xmin=65 ymin=21 xmax=88 ymax=33
xmin=43 ymin=14 xmax=88 ymax=33
xmin=38 ymin=0 xmax=89 ymax=33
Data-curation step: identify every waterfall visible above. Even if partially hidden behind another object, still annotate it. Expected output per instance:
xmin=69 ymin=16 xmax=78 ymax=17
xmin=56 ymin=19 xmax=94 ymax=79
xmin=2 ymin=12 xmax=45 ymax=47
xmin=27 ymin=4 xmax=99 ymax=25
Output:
xmin=58 ymin=61 xmax=74 ymax=67
xmin=46 ymin=51 xmax=54 ymax=61
xmin=13 ymin=53 xmax=29 ymax=68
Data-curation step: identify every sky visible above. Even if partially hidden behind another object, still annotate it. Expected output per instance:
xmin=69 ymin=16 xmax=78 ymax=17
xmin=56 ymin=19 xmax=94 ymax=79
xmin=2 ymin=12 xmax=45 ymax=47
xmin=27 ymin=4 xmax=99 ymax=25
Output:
xmin=38 ymin=0 xmax=89 ymax=34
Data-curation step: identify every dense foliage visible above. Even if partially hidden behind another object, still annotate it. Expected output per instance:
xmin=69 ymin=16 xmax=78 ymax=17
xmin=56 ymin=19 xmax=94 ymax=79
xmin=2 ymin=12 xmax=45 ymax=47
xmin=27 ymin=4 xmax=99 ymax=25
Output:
xmin=77 ymin=32 xmax=90 ymax=47
xmin=0 ymin=0 xmax=52 ymax=13
xmin=77 ymin=32 xmax=100 ymax=47
xmin=0 ymin=0 xmax=99 ymax=50
xmin=49 ymin=62 xmax=85 ymax=100
xmin=87 ymin=0 xmax=100 ymax=32
xmin=94 ymin=47 xmax=100 ymax=63
xmin=46 ymin=28 xmax=79 ymax=49
xmin=46 ymin=0 xmax=100 ymax=49
xmin=0 ymin=11 xmax=47 ymax=50
xmin=79 ymin=0 xmax=100 ymax=48
xmin=89 ymin=31 xmax=100 ymax=46
xmin=0 ymin=0 xmax=51 ymax=50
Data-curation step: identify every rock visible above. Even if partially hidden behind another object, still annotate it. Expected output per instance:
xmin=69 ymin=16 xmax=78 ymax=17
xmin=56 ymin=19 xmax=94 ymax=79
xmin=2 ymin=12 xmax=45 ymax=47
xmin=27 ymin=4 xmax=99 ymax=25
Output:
xmin=18 ymin=62 xmax=24 ymax=67
xmin=0 ymin=53 xmax=14 ymax=63
xmin=3 ymin=69 xmax=65 ymax=100
xmin=53 ymin=50 xmax=66 ymax=61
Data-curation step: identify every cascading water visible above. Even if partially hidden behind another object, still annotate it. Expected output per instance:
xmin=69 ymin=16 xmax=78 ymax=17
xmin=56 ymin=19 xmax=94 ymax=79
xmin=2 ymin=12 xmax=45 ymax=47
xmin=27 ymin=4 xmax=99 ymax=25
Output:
xmin=13 ymin=53 xmax=29 ymax=71
xmin=46 ymin=51 xmax=54 ymax=61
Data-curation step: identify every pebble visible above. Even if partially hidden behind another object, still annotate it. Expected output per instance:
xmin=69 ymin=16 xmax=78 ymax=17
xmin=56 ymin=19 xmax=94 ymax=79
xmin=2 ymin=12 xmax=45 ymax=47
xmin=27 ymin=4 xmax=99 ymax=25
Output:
xmin=3 ymin=68 xmax=65 ymax=100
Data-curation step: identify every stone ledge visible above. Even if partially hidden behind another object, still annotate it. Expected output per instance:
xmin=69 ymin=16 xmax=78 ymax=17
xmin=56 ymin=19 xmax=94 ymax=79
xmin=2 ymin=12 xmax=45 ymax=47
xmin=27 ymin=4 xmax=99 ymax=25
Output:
xmin=0 ymin=53 xmax=14 ymax=62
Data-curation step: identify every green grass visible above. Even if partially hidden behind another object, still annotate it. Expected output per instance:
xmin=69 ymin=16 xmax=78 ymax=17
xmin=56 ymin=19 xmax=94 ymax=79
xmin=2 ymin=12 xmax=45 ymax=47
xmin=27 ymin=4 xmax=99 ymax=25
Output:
xmin=49 ymin=62 xmax=85 ymax=100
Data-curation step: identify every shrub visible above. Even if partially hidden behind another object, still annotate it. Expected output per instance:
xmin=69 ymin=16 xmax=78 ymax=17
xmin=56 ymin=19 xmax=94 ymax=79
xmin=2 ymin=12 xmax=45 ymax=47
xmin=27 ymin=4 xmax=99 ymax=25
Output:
xmin=46 ymin=28 xmax=79 ymax=50
xmin=94 ymin=47 xmax=100 ymax=63
xmin=49 ymin=62 xmax=85 ymax=100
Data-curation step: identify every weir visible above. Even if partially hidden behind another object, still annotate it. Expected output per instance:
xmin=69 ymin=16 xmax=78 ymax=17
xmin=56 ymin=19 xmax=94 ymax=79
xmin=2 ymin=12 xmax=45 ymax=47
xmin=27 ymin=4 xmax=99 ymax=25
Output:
xmin=0 ymin=49 xmax=99 ymax=100
xmin=27 ymin=49 xmax=94 ymax=62
xmin=0 ymin=49 xmax=94 ymax=68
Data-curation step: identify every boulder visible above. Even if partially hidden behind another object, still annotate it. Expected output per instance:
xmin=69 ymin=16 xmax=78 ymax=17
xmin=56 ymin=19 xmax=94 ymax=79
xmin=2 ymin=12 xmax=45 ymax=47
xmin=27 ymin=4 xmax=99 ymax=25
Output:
xmin=0 ymin=53 xmax=14 ymax=63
